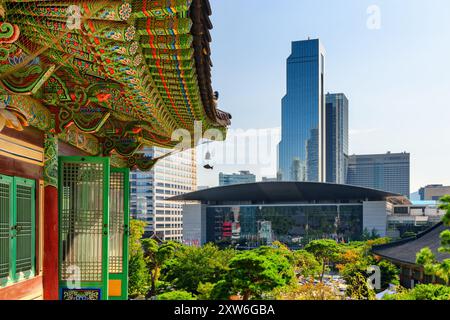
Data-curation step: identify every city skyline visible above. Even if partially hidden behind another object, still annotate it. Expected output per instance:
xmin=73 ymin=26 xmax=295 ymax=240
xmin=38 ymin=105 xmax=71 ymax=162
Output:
xmin=199 ymin=0 xmax=450 ymax=192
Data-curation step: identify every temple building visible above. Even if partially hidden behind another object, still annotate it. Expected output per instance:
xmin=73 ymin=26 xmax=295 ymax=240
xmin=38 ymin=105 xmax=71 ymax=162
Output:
xmin=0 ymin=0 xmax=230 ymax=300
xmin=373 ymin=223 xmax=450 ymax=288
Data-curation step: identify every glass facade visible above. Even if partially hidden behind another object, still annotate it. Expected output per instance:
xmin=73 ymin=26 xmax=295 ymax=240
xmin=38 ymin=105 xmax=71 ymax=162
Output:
xmin=278 ymin=39 xmax=326 ymax=182
xmin=219 ymin=171 xmax=256 ymax=186
xmin=347 ymin=153 xmax=410 ymax=197
xmin=206 ymin=204 xmax=363 ymax=248
xmin=326 ymin=93 xmax=349 ymax=184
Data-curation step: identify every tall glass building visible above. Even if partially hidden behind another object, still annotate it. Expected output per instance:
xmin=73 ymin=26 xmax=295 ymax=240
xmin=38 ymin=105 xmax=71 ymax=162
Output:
xmin=278 ymin=39 xmax=326 ymax=182
xmin=130 ymin=147 xmax=197 ymax=241
xmin=326 ymin=93 xmax=349 ymax=184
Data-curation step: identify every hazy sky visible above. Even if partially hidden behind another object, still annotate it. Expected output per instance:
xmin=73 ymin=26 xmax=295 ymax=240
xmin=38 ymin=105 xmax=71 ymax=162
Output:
xmin=197 ymin=0 xmax=450 ymax=192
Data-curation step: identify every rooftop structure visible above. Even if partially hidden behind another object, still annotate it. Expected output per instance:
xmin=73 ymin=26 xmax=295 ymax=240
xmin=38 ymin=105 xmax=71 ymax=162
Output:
xmin=172 ymin=181 xmax=409 ymax=204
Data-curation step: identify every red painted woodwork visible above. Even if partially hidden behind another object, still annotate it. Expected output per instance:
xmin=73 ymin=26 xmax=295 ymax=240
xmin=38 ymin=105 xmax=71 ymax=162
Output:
xmin=43 ymin=186 xmax=59 ymax=300
xmin=1 ymin=126 xmax=44 ymax=147
xmin=59 ymin=141 xmax=89 ymax=157
xmin=0 ymin=276 xmax=43 ymax=300
xmin=0 ymin=155 xmax=43 ymax=181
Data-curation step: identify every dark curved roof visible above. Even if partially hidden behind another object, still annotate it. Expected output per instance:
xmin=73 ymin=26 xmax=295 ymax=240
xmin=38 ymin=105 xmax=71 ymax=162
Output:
xmin=170 ymin=182 xmax=408 ymax=203
xmin=191 ymin=0 xmax=232 ymax=127
xmin=372 ymin=222 xmax=450 ymax=264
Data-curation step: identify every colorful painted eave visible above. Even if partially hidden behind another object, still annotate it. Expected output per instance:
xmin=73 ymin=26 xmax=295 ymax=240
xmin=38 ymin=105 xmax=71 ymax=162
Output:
xmin=0 ymin=0 xmax=231 ymax=170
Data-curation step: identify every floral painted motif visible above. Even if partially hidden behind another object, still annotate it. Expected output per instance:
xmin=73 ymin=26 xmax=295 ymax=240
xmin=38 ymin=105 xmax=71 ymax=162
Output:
xmin=62 ymin=289 xmax=101 ymax=301
xmin=119 ymin=3 xmax=132 ymax=21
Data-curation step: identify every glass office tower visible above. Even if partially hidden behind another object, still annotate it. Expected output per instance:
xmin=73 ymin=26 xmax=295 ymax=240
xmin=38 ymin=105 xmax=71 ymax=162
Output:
xmin=326 ymin=93 xmax=349 ymax=184
xmin=278 ymin=39 xmax=326 ymax=182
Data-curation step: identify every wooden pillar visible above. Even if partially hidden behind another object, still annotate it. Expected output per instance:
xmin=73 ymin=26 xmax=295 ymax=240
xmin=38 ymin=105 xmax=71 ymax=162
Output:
xmin=43 ymin=133 xmax=59 ymax=300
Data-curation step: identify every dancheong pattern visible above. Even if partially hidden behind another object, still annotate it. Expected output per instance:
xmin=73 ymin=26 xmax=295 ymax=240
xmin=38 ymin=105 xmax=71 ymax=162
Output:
xmin=0 ymin=0 xmax=231 ymax=170
xmin=61 ymin=288 xmax=101 ymax=300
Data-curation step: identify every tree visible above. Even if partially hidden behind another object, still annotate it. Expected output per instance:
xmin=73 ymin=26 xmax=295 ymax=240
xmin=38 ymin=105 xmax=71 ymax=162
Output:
xmin=142 ymin=239 xmax=180 ymax=298
xmin=384 ymin=284 xmax=450 ymax=300
xmin=129 ymin=252 xmax=148 ymax=298
xmin=416 ymin=195 xmax=450 ymax=284
xmin=161 ymin=243 xmax=236 ymax=294
xmin=377 ymin=260 xmax=399 ymax=289
xmin=336 ymin=247 xmax=362 ymax=270
xmin=129 ymin=219 xmax=147 ymax=256
xmin=157 ymin=291 xmax=196 ymax=300
xmin=196 ymin=281 xmax=233 ymax=300
xmin=442 ymin=195 xmax=450 ymax=225
xmin=226 ymin=247 xmax=295 ymax=300
xmin=271 ymin=282 xmax=343 ymax=300
xmin=362 ymin=228 xmax=381 ymax=241
xmin=293 ymin=250 xmax=321 ymax=278
xmin=304 ymin=239 xmax=341 ymax=281
xmin=128 ymin=220 xmax=148 ymax=297
xmin=344 ymin=271 xmax=375 ymax=300
xmin=196 ymin=282 xmax=215 ymax=300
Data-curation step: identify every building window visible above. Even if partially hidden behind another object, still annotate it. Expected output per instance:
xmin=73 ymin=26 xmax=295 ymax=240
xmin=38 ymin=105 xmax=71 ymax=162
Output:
xmin=0 ymin=175 xmax=36 ymax=287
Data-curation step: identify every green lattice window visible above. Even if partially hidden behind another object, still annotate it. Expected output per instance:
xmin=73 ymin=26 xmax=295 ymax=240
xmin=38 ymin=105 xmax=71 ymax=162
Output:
xmin=109 ymin=171 xmax=125 ymax=274
xmin=0 ymin=175 xmax=35 ymax=288
xmin=58 ymin=157 xmax=110 ymax=300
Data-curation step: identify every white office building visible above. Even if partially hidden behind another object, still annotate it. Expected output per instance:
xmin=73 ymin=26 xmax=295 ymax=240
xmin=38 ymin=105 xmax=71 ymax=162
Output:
xmin=130 ymin=147 xmax=197 ymax=241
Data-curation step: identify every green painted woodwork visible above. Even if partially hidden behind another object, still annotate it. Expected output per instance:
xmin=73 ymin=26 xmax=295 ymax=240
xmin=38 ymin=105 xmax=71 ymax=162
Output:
xmin=58 ymin=157 xmax=110 ymax=300
xmin=13 ymin=178 xmax=36 ymax=281
xmin=0 ymin=175 xmax=13 ymax=287
xmin=44 ymin=133 xmax=58 ymax=188
xmin=0 ymin=174 xmax=36 ymax=288
xmin=108 ymin=167 xmax=130 ymax=300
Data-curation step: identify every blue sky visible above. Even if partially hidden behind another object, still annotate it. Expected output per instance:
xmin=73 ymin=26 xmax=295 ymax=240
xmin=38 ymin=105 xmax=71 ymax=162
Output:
xmin=197 ymin=0 xmax=450 ymax=192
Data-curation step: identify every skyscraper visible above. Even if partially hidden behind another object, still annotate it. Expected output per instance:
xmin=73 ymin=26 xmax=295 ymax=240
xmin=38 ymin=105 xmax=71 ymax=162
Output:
xmin=278 ymin=39 xmax=326 ymax=182
xmin=347 ymin=152 xmax=410 ymax=197
xmin=326 ymin=93 xmax=349 ymax=184
xmin=130 ymin=147 xmax=197 ymax=241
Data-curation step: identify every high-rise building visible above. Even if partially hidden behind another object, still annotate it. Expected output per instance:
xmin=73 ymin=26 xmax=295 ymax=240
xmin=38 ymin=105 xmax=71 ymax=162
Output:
xmin=419 ymin=185 xmax=450 ymax=201
xmin=278 ymin=39 xmax=326 ymax=182
xmin=326 ymin=93 xmax=349 ymax=184
xmin=130 ymin=147 xmax=197 ymax=241
xmin=347 ymin=152 xmax=410 ymax=197
xmin=219 ymin=171 xmax=256 ymax=186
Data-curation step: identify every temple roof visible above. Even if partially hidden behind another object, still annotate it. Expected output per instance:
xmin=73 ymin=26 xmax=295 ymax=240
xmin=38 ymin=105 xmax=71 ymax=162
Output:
xmin=372 ymin=223 xmax=450 ymax=265
xmin=0 ymin=0 xmax=230 ymax=170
